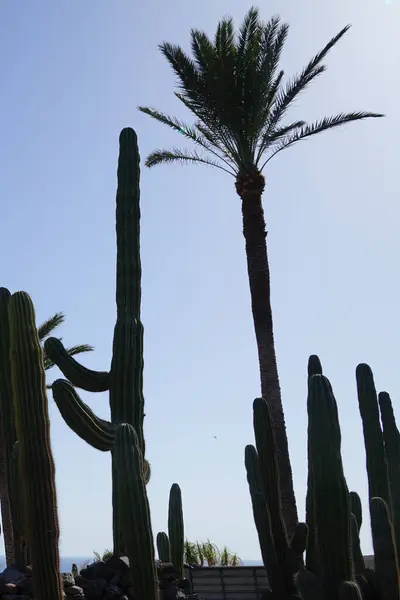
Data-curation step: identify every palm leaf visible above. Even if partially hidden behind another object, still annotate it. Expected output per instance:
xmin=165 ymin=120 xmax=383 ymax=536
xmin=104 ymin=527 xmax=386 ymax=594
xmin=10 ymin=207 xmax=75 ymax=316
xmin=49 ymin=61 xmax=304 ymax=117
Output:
xmin=144 ymin=148 xmax=235 ymax=174
xmin=261 ymin=111 xmax=384 ymax=168
xmin=38 ymin=312 xmax=65 ymax=341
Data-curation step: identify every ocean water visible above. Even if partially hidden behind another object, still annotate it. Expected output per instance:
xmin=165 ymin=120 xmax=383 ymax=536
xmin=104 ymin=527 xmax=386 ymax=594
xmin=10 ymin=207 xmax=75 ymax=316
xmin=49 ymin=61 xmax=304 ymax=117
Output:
xmin=0 ymin=557 xmax=263 ymax=572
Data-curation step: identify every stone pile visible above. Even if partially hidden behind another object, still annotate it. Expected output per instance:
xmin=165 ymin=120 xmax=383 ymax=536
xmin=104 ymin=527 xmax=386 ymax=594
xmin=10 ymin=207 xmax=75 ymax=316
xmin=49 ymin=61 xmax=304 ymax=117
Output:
xmin=0 ymin=556 xmax=199 ymax=600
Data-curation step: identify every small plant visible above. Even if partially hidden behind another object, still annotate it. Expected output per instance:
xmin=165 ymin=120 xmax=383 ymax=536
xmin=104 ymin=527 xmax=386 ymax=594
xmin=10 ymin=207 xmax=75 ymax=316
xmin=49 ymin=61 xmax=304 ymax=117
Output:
xmin=184 ymin=540 xmax=199 ymax=565
xmin=93 ymin=549 xmax=113 ymax=562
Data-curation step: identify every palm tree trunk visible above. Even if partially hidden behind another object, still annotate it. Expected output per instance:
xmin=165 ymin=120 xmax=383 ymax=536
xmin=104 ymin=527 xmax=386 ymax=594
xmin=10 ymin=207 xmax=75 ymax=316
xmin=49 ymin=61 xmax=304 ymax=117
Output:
xmin=238 ymin=177 xmax=298 ymax=537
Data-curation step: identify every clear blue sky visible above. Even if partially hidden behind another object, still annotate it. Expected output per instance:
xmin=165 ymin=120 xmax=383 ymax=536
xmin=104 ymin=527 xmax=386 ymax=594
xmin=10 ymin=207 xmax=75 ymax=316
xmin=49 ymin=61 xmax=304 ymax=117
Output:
xmin=0 ymin=0 xmax=397 ymax=559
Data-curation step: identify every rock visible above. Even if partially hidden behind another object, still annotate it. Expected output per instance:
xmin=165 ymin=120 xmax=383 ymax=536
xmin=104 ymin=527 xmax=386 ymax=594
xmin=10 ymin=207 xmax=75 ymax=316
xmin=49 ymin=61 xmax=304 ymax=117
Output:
xmin=103 ymin=556 xmax=129 ymax=582
xmin=17 ymin=578 xmax=33 ymax=595
xmin=105 ymin=584 xmax=123 ymax=600
xmin=178 ymin=579 xmax=191 ymax=595
xmin=65 ymin=585 xmax=84 ymax=597
xmin=120 ymin=596 xmax=129 ymax=600
xmin=119 ymin=570 xmax=132 ymax=589
xmin=62 ymin=573 xmax=76 ymax=587
xmin=2 ymin=583 xmax=18 ymax=594
xmin=75 ymin=576 xmax=106 ymax=600
xmin=0 ymin=566 xmax=24 ymax=586
xmin=80 ymin=561 xmax=107 ymax=581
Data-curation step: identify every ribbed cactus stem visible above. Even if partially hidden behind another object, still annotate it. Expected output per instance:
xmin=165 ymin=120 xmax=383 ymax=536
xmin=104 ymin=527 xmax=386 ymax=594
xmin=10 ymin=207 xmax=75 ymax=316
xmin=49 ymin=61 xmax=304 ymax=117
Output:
xmin=9 ymin=291 xmax=63 ymax=600
xmin=378 ymin=391 xmax=400 ymax=556
xmin=245 ymin=444 xmax=285 ymax=597
xmin=0 ymin=287 xmax=17 ymax=565
xmin=370 ymin=497 xmax=400 ymax=600
xmin=156 ymin=532 xmax=171 ymax=562
xmin=349 ymin=492 xmax=362 ymax=533
xmin=338 ymin=582 xmax=363 ymax=600
xmin=168 ymin=483 xmax=184 ymax=580
xmin=307 ymin=374 xmax=353 ymax=599
xmin=113 ymin=424 xmax=157 ymax=600
xmin=356 ymin=364 xmax=391 ymax=509
xmin=350 ymin=513 xmax=365 ymax=575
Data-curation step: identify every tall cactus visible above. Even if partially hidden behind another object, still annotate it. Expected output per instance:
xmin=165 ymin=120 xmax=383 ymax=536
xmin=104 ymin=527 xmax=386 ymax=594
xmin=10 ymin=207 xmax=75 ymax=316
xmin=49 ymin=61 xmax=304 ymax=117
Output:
xmin=246 ymin=397 xmax=307 ymax=598
xmin=168 ymin=483 xmax=184 ymax=580
xmin=307 ymin=374 xmax=353 ymax=600
xmin=8 ymin=291 xmax=63 ymax=600
xmin=113 ymin=423 xmax=157 ymax=600
xmin=370 ymin=497 xmax=400 ymax=600
xmin=356 ymin=364 xmax=391 ymax=510
xmin=45 ymin=128 xmax=149 ymax=553
xmin=0 ymin=289 xmax=18 ymax=564
xmin=378 ymin=391 xmax=400 ymax=556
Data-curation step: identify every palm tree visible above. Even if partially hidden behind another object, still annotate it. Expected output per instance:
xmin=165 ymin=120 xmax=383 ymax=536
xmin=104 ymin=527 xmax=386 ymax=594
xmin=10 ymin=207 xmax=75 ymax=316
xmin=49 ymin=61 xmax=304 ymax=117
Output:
xmin=0 ymin=311 xmax=92 ymax=564
xmin=138 ymin=7 xmax=383 ymax=535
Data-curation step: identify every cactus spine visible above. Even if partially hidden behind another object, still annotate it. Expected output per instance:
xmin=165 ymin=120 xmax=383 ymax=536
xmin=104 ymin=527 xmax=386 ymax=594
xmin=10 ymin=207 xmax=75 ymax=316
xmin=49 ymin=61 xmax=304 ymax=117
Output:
xmin=168 ymin=483 xmax=184 ymax=579
xmin=9 ymin=291 xmax=63 ymax=600
xmin=114 ymin=424 xmax=157 ymax=600
xmin=45 ymin=128 xmax=149 ymax=554
xmin=157 ymin=532 xmax=171 ymax=562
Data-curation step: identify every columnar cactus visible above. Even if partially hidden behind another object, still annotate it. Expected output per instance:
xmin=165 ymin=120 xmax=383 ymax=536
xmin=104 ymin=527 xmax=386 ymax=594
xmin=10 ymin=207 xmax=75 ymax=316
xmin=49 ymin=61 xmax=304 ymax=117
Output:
xmin=113 ymin=423 xmax=157 ymax=600
xmin=307 ymin=374 xmax=353 ymax=599
xmin=356 ymin=364 xmax=391 ymax=510
xmin=378 ymin=391 xmax=400 ymax=556
xmin=0 ymin=288 xmax=18 ymax=564
xmin=168 ymin=483 xmax=184 ymax=579
xmin=8 ymin=291 xmax=63 ymax=600
xmin=157 ymin=532 xmax=171 ymax=563
xmin=246 ymin=397 xmax=307 ymax=598
xmin=370 ymin=496 xmax=400 ymax=600
xmin=45 ymin=128 xmax=149 ymax=553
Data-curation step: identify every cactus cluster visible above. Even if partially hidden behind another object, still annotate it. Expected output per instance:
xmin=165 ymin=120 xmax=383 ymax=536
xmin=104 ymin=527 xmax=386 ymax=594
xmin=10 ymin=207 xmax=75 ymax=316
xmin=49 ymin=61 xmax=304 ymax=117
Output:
xmin=246 ymin=355 xmax=400 ymax=599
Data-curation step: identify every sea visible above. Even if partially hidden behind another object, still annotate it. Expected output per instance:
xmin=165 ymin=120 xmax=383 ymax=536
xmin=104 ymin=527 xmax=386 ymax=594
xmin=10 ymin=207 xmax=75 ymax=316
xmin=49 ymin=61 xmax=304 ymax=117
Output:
xmin=0 ymin=557 xmax=263 ymax=572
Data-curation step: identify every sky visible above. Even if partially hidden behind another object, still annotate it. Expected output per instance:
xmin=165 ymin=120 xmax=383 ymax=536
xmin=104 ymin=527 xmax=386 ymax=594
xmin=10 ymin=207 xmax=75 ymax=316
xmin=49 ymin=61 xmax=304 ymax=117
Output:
xmin=0 ymin=0 xmax=398 ymax=560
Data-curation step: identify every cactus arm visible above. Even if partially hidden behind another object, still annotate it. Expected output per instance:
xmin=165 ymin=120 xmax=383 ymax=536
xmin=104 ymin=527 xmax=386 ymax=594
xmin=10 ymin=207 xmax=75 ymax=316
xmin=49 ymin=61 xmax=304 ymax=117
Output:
xmin=356 ymin=364 xmax=391 ymax=508
xmin=51 ymin=379 xmax=115 ymax=451
xmin=168 ymin=483 xmax=184 ymax=580
xmin=44 ymin=337 xmax=110 ymax=392
xmin=113 ymin=423 xmax=157 ymax=600
xmin=338 ymin=581 xmax=363 ymax=600
xmin=370 ymin=497 xmax=400 ymax=600
xmin=9 ymin=291 xmax=63 ymax=600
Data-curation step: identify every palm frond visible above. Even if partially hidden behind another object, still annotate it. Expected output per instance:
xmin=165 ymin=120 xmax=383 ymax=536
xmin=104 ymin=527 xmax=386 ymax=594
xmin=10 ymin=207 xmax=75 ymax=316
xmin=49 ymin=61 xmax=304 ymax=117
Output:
xmin=265 ymin=25 xmax=351 ymax=137
xmin=38 ymin=312 xmax=65 ymax=341
xmin=261 ymin=111 xmax=384 ymax=169
xmin=138 ymin=106 xmax=236 ymax=171
xmin=215 ymin=17 xmax=235 ymax=58
xmin=144 ymin=148 xmax=235 ymax=175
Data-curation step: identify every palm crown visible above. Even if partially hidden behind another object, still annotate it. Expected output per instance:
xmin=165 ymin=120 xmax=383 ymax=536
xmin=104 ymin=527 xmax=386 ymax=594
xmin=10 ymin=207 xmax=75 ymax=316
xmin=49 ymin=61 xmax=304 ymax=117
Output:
xmin=139 ymin=7 xmax=383 ymax=177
